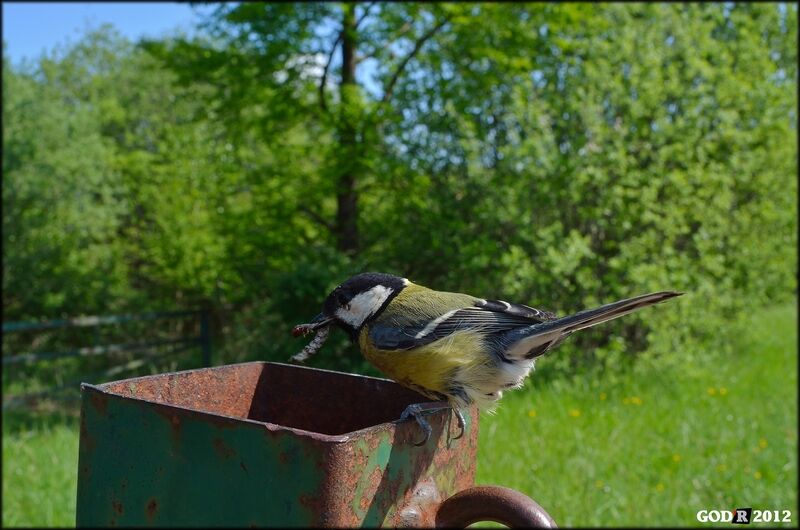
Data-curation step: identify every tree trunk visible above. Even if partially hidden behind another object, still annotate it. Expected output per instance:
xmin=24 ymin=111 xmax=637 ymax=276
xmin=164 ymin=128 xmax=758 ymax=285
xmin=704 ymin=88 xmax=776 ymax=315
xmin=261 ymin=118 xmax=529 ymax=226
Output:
xmin=336 ymin=4 xmax=359 ymax=255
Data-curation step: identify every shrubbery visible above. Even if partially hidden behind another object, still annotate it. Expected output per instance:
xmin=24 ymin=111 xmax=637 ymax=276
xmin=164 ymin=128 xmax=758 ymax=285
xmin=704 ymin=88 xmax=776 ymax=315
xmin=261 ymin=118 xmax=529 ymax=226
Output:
xmin=3 ymin=4 xmax=796 ymax=377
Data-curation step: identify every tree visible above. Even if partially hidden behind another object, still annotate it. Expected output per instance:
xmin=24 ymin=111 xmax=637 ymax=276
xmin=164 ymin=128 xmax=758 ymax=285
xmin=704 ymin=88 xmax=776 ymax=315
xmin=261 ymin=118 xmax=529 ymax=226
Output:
xmin=3 ymin=40 xmax=131 ymax=319
xmin=143 ymin=3 xmax=795 ymax=371
xmin=3 ymin=4 xmax=795 ymax=375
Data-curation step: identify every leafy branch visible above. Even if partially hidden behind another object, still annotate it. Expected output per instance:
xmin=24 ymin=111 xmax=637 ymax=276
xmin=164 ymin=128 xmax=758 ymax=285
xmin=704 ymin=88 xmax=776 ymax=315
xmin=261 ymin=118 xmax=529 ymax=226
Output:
xmin=380 ymin=14 xmax=453 ymax=104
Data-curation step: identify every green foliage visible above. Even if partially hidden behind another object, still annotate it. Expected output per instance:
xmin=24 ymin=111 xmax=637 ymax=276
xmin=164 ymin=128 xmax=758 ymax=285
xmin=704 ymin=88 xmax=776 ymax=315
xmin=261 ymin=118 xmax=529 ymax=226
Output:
xmin=374 ymin=3 xmax=797 ymax=371
xmin=2 ymin=4 xmax=797 ymax=376
xmin=3 ymin=39 xmax=132 ymax=319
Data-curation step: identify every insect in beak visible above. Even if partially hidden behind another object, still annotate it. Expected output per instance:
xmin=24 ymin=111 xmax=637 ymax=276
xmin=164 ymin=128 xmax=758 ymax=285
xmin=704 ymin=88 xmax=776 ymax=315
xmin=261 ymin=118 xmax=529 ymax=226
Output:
xmin=290 ymin=313 xmax=333 ymax=364
xmin=291 ymin=313 xmax=333 ymax=337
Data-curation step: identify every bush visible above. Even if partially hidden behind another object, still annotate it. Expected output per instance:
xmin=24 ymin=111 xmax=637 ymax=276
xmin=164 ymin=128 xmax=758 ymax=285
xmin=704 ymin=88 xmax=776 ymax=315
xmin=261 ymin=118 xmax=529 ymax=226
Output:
xmin=3 ymin=5 xmax=796 ymax=378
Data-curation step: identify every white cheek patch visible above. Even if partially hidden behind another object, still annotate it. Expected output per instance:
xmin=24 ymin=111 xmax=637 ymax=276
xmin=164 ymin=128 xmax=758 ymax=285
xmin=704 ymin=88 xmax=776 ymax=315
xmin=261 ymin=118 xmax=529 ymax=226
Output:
xmin=336 ymin=285 xmax=394 ymax=327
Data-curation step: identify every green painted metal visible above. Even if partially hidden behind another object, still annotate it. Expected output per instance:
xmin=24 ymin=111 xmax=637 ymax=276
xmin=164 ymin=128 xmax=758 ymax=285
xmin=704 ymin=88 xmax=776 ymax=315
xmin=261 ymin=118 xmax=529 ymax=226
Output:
xmin=77 ymin=388 xmax=326 ymax=526
xmin=75 ymin=361 xmax=479 ymax=527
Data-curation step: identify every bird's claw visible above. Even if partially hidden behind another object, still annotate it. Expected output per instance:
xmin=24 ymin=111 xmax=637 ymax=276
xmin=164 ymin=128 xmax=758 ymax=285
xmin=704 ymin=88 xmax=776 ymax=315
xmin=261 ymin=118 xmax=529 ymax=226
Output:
xmin=399 ymin=402 xmax=466 ymax=446
xmin=451 ymin=408 xmax=466 ymax=440
xmin=400 ymin=403 xmax=433 ymax=446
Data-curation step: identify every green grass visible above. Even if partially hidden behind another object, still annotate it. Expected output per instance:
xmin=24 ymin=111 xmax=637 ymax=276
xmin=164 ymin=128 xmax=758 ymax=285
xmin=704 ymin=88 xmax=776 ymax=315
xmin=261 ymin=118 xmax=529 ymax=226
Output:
xmin=477 ymin=302 xmax=798 ymax=526
xmin=2 ymin=411 xmax=80 ymax=527
xmin=2 ymin=302 xmax=796 ymax=527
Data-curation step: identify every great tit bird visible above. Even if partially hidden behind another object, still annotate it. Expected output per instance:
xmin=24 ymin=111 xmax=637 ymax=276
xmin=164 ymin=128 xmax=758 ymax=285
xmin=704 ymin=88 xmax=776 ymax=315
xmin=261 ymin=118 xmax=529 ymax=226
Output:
xmin=292 ymin=272 xmax=682 ymax=445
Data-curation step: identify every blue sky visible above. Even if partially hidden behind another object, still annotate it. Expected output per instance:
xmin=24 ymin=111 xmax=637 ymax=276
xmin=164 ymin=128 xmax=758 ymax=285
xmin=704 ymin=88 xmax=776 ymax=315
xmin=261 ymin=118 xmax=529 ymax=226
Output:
xmin=2 ymin=2 xmax=383 ymax=96
xmin=2 ymin=2 xmax=208 ymax=65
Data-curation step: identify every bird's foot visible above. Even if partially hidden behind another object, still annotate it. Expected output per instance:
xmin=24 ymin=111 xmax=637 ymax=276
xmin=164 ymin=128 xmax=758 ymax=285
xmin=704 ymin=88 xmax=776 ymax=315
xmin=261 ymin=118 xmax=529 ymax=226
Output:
xmin=399 ymin=402 xmax=465 ymax=446
xmin=400 ymin=403 xmax=434 ymax=446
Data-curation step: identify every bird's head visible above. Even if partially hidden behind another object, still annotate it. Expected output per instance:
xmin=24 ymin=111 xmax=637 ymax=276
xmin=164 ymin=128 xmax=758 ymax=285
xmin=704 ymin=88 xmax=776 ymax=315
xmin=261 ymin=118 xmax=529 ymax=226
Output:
xmin=293 ymin=272 xmax=408 ymax=340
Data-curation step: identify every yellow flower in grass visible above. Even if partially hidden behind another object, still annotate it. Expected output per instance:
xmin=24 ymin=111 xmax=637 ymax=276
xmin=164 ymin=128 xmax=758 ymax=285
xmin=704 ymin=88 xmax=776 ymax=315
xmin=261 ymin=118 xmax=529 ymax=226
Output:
xmin=716 ymin=463 xmax=727 ymax=473
xmin=595 ymin=479 xmax=604 ymax=489
xmin=719 ymin=387 xmax=728 ymax=396
xmin=568 ymin=408 xmax=581 ymax=418
xmin=707 ymin=387 xmax=717 ymax=396
xmin=527 ymin=409 xmax=537 ymax=418
xmin=600 ymin=392 xmax=607 ymax=401
xmin=672 ymin=454 xmax=681 ymax=463
xmin=630 ymin=396 xmax=643 ymax=405
xmin=656 ymin=483 xmax=665 ymax=492
xmin=759 ymin=438 xmax=768 ymax=449
xmin=754 ymin=471 xmax=762 ymax=480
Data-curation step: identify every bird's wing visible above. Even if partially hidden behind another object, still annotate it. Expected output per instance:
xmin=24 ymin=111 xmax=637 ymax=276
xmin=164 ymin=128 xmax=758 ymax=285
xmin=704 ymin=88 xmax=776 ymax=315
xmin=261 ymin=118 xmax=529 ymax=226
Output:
xmin=368 ymin=298 xmax=556 ymax=351
xmin=474 ymin=299 xmax=556 ymax=321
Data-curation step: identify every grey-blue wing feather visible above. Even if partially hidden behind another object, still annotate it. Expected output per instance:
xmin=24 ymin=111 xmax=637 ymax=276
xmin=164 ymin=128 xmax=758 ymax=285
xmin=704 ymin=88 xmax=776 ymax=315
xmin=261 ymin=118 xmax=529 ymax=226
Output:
xmin=476 ymin=299 xmax=556 ymax=321
xmin=368 ymin=300 xmax=556 ymax=351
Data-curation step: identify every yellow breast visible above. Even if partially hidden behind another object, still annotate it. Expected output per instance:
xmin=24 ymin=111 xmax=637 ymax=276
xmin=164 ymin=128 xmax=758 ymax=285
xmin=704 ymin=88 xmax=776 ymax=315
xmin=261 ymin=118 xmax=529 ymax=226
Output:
xmin=358 ymin=327 xmax=486 ymax=398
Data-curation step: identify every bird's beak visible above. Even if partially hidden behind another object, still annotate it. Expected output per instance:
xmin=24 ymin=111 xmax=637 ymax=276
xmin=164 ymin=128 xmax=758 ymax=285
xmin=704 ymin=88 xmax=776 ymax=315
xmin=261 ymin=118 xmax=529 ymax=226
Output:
xmin=310 ymin=313 xmax=334 ymax=328
xmin=292 ymin=313 xmax=334 ymax=337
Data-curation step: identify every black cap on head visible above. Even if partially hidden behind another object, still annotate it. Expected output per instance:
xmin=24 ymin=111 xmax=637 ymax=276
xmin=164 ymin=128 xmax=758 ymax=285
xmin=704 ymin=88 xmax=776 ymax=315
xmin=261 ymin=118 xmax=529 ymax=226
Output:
xmin=322 ymin=273 xmax=405 ymax=315
xmin=321 ymin=272 xmax=407 ymax=337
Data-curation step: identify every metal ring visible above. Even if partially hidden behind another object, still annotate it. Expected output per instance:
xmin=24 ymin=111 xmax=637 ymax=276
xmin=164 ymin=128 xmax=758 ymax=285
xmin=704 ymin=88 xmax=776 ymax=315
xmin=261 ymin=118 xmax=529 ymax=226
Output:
xmin=435 ymin=485 xmax=557 ymax=528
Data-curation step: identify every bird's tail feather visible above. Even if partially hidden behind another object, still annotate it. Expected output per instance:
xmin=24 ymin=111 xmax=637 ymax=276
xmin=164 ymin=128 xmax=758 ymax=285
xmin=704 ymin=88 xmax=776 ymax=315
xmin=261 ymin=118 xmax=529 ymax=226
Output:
xmin=547 ymin=291 xmax=683 ymax=335
xmin=506 ymin=291 xmax=683 ymax=360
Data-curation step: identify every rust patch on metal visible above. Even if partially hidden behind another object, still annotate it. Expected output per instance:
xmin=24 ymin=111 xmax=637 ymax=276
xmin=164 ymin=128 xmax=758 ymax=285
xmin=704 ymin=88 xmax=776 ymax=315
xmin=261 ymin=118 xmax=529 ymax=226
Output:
xmin=398 ymin=479 xmax=441 ymax=527
xmin=89 ymin=391 xmax=108 ymax=415
xmin=213 ymin=437 xmax=236 ymax=460
xmin=359 ymin=490 xmax=370 ymax=512
xmin=150 ymin=406 xmax=184 ymax=446
xmin=436 ymin=485 xmax=557 ymax=528
xmin=298 ymin=494 xmax=315 ymax=508
xmin=79 ymin=415 xmax=96 ymax=453
xmin=145 ymin=498 xmax=158 ymax=522
xmin=169 ymin=413 xmax=181 ymax=444
xmin=103 ymin=363 xmax=266 ymax=420
xmin=299 ymin=490 xmax=326 ymax=523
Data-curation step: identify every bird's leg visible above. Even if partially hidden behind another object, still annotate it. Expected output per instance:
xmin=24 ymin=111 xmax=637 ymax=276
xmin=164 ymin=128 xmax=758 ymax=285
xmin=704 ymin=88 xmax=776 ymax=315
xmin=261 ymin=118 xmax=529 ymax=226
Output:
xmin=399 ymin=401 xmax=460 ymax=446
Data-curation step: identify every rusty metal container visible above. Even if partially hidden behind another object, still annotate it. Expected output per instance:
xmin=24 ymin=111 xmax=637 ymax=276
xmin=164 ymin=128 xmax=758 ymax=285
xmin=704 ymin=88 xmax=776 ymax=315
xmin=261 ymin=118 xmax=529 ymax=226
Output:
xmin=76 ymin=361 xmax=555 ymax=527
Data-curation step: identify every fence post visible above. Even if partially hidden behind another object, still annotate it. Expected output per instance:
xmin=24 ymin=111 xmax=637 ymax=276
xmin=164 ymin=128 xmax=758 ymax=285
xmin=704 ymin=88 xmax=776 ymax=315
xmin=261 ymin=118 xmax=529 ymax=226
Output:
xmin=199 ymin=309 xmax=212 ymax=367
